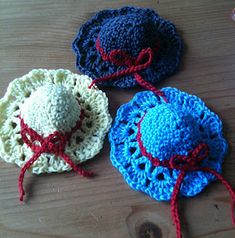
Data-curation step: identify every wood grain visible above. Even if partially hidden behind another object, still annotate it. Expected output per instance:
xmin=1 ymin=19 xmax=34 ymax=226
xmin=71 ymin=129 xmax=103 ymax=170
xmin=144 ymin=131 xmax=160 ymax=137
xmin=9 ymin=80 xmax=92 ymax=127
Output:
xmin=0 ymin=0 xmax=235 ymax=237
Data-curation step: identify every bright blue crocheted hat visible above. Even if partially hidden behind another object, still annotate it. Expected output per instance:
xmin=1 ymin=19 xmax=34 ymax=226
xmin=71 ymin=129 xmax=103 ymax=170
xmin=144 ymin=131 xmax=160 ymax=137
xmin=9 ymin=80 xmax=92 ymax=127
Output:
xmin=72 ymin=6 xmax=183 ymax=88
xmin=109 ymin=88 xmax=228 ymax=201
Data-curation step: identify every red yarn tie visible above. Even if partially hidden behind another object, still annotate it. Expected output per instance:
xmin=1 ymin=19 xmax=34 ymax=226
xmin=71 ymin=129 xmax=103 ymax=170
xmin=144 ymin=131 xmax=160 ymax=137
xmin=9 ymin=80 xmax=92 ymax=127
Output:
xmin=18 ymin=109 xmax=94 ymax=202
xmin=137 ymin=117 xmax=235 ymax=238
xmin=89 ymin=39 xmax=167 ymax=102
xmin=170 ymin=163 xmax=235 ymax=238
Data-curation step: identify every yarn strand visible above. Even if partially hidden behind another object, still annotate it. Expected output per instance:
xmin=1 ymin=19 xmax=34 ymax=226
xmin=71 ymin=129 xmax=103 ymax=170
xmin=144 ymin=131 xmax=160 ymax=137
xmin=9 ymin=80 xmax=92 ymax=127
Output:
xmin=18 ymin=109 xmax=93 ymax=202
xmin=89 ymin=38 xmax=167 ymax=101
xmin=201 ymin=167 xmax=235 ymax=225
xmin=61 ymin=153 xmax=94 ymax=177
xmin=171 ymin=171 xmax=186 ymax=238
xmin=18 ymin=152 xmax=41 ymax=201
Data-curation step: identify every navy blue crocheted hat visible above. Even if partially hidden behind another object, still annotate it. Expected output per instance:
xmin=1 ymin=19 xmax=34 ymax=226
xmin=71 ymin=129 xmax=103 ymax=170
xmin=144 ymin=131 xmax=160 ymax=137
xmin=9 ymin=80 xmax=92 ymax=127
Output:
xmin=109 ymin=88 xmax=235 ymax=237
xmin=72 ymin=6 xmax=183 ymax=88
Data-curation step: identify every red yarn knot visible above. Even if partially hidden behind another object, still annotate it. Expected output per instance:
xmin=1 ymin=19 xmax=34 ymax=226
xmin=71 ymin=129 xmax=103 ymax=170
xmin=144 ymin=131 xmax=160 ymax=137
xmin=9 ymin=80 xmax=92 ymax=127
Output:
xmin=88 ymin=38 xmax=167 ymax=102
xmin=136 ymin=114 xmax=235 ymax=238
xmin=169 ymin=143 xmax=209 ymax=171
xmin=18 ymin=109 xmax=94 ymax=202
xmin=21 ymin=126 xmax=67 ymax=155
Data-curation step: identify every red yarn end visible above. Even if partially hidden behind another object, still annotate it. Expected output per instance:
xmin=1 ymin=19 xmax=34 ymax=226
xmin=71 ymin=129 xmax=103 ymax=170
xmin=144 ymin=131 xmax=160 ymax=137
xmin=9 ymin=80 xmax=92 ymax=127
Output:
xmin=19 ymin=190 xmax=25 ymax=202
xmin=88 ymin=82 xmax=95 ymax=89
xmin=201 ymin=167 xmax=235 ymax=226
xmin=19 ymin=174 xmax=25 ymax=202
xmin=18 ymin=177 xmax=24 ymax=201
xmin=76 ymin=167 xmax=95 ymax=177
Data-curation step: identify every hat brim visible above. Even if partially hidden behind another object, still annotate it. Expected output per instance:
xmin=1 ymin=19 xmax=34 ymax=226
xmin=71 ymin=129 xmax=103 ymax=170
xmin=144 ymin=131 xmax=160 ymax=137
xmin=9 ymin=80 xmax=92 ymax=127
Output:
xmin=72 ymin=6 xmax=183 ymax=88
xmin=109 ymin=88 xmax=227 ymax=201
xmin=0 ymin=69 xmax=112 ymax=174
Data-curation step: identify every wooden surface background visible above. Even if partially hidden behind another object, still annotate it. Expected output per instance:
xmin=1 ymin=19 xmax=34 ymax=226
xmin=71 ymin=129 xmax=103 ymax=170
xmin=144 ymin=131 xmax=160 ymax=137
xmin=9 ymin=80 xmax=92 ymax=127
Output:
xmin=0 ymin=0 xmax=235 ymax=237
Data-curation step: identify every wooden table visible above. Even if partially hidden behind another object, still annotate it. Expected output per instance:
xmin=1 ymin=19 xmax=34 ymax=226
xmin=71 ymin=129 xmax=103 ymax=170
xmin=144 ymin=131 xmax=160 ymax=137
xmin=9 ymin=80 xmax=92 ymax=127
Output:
xmin=0 ymin=1 xmax=235 ymax=237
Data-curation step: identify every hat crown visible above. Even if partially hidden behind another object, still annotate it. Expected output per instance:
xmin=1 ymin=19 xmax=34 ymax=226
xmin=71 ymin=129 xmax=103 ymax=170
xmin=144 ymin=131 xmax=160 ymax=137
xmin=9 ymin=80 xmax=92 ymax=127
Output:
xmin=99 ymin=13 xmax=159 ymax=56
xmin=140 ymin=104 xmax=201 ymax=160
xmin=20 ymin=84 xmax=81 ymax=136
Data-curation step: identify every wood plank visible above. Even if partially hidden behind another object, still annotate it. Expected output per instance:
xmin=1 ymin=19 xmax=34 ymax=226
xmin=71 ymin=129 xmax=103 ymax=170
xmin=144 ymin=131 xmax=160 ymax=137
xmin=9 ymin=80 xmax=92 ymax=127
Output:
xmin=0 ymin=0 xmax=235 ymax=237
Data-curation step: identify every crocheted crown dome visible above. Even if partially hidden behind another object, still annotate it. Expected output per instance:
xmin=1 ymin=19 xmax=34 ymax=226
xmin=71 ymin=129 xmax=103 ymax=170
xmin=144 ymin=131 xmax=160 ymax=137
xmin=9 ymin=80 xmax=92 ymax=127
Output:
xmin=99 ymin=13 xmax=159 ymax=56
xmin=72 ymin=6 xmax=183 ymax=88
xmin=140 ymin=104 xmax=201 ymax=161
xmin=109 ymin=88 xmax=228 ymax=201
xmin=20 ymin=84 xmax=81 ymax=137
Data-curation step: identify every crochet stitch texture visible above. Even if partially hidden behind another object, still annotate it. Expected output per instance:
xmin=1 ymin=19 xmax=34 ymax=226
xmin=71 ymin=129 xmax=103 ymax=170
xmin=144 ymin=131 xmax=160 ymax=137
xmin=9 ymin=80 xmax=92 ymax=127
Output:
xmin=21 ymin=84 xmax=81 ymax=137
xmin=73 ymin=6 xmax=183 ymax=88
xmin=0 ymin=69 xmax=112 ymax=174
xmin=109 ymin=88 xmax=228 ymax=200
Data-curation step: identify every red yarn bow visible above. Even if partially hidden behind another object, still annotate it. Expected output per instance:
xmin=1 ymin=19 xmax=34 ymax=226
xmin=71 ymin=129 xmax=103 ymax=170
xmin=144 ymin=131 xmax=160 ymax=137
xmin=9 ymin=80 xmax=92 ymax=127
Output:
xmin=137 ymin=117 xmax=235 ymax=238
xmin=168 ymin=143 xmax=209 ymax=171
xmin=18 ymin=109 xmax=93 ymax=202
xmin=89 ymin=38 xmax=167 ymax=102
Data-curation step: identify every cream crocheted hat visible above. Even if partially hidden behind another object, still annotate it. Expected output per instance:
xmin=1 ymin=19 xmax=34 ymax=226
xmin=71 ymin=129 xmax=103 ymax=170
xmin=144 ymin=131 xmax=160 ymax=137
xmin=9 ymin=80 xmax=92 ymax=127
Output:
xmin=0 ymin=69 xmax=112 ymax=201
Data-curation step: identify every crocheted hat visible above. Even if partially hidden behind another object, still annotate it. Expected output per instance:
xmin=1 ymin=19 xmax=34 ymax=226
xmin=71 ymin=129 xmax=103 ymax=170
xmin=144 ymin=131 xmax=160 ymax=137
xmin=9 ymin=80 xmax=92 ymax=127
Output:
xmin=109 ymin=88 xmax=235 ymax=238
xmin=0 ymin=69 xmax=112 ymax=201
xmin=72 ymin=6 xmax=183 ymax=88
